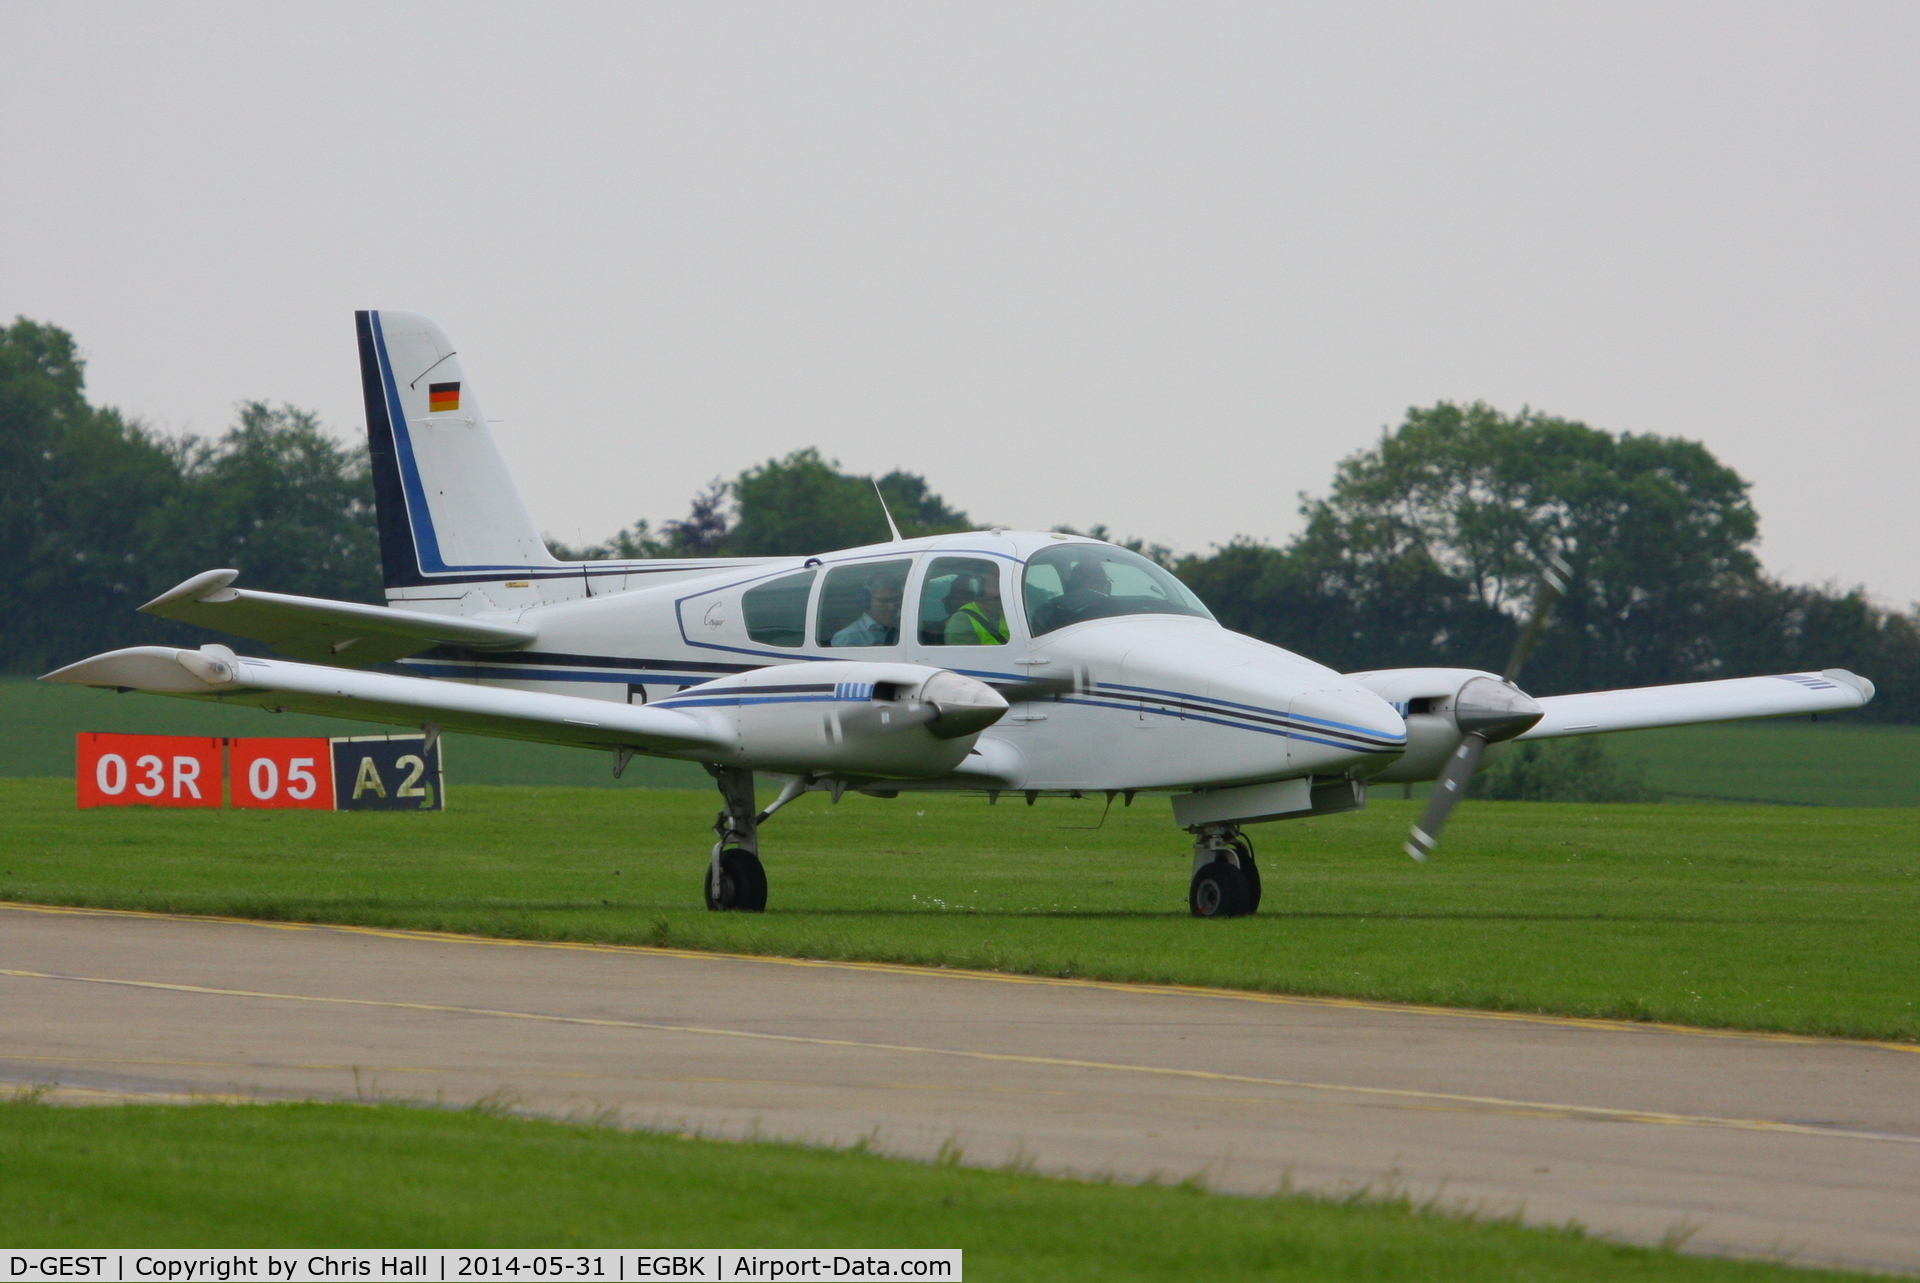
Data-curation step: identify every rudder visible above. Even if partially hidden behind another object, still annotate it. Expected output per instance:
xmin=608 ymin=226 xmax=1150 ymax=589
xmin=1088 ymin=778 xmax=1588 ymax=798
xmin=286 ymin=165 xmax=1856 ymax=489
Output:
xmin=356 ymin=310 xmax=559 ymax=589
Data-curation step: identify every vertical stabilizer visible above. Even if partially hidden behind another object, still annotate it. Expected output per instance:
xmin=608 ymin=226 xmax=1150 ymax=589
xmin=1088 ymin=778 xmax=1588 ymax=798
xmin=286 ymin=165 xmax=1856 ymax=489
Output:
xmin=356 ymin=310 xmax=559 ymax=588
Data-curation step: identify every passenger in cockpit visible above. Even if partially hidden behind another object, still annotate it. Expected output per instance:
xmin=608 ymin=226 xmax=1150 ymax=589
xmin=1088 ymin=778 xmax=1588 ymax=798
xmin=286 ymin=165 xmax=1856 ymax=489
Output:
xmin=943 ymin=572 xmax=1008 ymax=645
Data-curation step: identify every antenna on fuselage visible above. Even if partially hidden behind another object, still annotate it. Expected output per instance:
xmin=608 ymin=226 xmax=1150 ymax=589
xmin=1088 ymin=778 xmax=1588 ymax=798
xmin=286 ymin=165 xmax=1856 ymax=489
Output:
xmin=872 ymin=479 xmax=904 ymax=543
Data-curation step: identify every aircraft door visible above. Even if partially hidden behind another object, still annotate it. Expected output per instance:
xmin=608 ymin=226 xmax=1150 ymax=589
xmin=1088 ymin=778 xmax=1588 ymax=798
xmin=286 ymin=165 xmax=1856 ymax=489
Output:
xmin=910 ymin=555 xmax=1017 ymax=689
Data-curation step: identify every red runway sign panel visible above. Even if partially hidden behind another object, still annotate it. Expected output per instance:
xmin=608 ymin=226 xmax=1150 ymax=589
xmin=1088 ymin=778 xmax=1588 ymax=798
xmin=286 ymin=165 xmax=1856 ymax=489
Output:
xmin=229 ymin=737 xmax=335 ymax=809
xmin=75 ymin=733 xmax=224 ymax=808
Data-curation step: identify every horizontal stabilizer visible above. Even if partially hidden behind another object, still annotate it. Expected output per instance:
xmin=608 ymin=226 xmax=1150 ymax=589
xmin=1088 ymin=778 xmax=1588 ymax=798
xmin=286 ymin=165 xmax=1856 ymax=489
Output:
xmin=42 ymin=645 xmax=722 ymax=757
xmin=140 ymin=569 xmax=534 ymax=665
xmin=1521 ymin=670 xmax=1874 ymax=739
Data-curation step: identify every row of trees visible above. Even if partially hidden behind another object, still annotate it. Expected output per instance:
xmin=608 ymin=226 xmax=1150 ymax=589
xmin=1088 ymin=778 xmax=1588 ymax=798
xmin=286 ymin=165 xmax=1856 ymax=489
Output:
xmin=6 ymin=316 xmax=1914 ymax=719
xmin=1 ymin=319 xmax=381 ymax=670
xmin=1174 ymin=403 xmax=1920 ymax=718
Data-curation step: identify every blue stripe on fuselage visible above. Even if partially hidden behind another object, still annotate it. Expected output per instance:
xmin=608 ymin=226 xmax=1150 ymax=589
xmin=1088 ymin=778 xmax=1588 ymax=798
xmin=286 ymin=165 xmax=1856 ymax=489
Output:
xmin=404 ymin=651 xmax=1400 ymax=749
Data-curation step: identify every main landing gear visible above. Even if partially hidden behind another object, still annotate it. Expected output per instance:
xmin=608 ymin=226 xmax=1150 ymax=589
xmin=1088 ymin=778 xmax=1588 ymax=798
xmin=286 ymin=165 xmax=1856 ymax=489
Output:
xmin=1187 ymin=823 xmax=1262 ymax=919
xmin=701 ymin=769 xmax=838 ymax=912
xmin=704 ymin=765 xmax=767 ymax=912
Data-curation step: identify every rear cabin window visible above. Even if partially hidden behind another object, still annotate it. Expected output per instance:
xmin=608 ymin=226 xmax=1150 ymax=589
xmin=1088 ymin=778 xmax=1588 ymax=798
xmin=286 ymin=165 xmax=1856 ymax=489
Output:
xmin=741 ymin=569 xmax=815 ymax=647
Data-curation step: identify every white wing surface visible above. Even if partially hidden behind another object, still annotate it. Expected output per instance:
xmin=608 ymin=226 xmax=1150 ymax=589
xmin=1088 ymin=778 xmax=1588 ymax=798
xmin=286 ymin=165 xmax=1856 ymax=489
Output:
xmin=140 ymin=570 xmax=534 ymax=666
xmin=42 ymin=645 xmax=718 ymax=756
xmin=1520 ymin=670 xmax=1874 ymax=739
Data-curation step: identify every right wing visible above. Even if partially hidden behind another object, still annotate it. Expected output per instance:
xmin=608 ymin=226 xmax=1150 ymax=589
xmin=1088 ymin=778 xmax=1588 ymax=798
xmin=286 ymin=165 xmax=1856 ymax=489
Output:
xmin=1521 ymin=669 xmax=1875 ymax=739
xmin=140 ymin=569 xmax=534 ymax=665
xmin=42 ymin=645 xmax=722 ymax=757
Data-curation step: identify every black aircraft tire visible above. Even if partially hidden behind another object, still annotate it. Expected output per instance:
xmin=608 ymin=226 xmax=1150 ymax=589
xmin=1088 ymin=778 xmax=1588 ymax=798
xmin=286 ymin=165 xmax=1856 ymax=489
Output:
xmin=1189 ymin=859 xmax=1252 ymax=919
xmin=704 ymin=848 xmax=769 ymax=912
xmin=1225 ymin=837 xmax=1262 ymax=914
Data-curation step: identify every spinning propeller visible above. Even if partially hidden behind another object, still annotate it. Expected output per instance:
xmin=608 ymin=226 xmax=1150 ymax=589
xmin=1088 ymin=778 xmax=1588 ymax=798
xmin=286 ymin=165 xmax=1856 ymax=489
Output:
xmin=987 ymin=665 xmax=1092 ymax=705
xmin=1403 ymin=551 xmax=1570 ymax=862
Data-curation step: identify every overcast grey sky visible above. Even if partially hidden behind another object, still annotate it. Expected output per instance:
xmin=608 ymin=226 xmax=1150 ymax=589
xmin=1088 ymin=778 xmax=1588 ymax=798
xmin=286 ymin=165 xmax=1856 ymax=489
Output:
xmin=5 ymin=3 xmax=1915 ymax=600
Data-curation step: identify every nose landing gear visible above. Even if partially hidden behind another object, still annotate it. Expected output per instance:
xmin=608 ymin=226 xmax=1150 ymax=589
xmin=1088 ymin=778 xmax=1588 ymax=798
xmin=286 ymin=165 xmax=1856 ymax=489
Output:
xmin=1188 ymin=823 xmax=1261 ymax=918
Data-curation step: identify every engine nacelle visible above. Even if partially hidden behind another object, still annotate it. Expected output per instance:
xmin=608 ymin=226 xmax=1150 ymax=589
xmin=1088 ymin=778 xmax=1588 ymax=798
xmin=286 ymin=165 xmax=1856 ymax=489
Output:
xmin=653 ymin=661 xmax=1008 ymax=779
xmin=1346 ymin=667 xmax=1543 ymax=783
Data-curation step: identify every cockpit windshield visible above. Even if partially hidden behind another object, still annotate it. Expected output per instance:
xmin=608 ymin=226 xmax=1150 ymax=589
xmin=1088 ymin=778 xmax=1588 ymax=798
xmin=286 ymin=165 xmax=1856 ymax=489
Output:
xmin=1021 ymin=543 xmax=1215 ymax=638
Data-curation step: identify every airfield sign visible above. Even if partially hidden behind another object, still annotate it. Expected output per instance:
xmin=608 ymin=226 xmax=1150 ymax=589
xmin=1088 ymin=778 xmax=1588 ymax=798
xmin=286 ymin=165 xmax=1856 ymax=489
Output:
xmin=76 ymin=733 xmax=443 ymax=811
xmin=73 ymin=733 xmax=222 ymax=809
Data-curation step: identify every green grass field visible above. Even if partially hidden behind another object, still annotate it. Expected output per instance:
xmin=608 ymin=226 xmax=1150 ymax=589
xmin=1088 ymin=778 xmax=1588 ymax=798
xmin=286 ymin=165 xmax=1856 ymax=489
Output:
xmin=1606 ymin=718 xmax=1920 ymax=808
xmin=5 ymin=779 xmax=1916 ymax=1041
xmin=0 ymin=1099 xmax=1867 ymax=1279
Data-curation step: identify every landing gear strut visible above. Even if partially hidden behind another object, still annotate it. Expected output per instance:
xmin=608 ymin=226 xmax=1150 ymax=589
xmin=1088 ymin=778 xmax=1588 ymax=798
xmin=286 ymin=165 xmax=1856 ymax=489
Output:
xmin=704 ymin=765 xmax=767 ymax=912
xmin=1187 ymin=822 xmax=1261 ymax=919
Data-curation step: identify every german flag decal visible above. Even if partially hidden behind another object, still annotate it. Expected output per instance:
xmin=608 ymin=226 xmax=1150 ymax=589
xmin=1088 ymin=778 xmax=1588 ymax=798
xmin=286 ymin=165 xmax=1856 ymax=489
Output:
xmin=428 ymin=381 xmax=461 ymax=412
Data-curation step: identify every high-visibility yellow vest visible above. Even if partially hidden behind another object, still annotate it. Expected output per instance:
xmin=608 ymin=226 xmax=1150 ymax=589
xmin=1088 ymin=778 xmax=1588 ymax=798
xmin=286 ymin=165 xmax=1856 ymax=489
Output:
xmin=952 ymin=602 xmax=1007 ymax=644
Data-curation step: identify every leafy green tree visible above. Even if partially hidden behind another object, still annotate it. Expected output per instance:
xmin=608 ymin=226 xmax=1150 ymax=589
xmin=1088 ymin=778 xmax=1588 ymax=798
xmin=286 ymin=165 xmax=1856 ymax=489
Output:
xmin=1176 ymin=535 xmax=1511 ymax=677
xmin=725 ymin=448 xmax=972 ymax=556
xmin=0 ymin=317 xmax=90 ymax=572
xmin=1 ymin=319 xmax=186 ymax=670
xmin=0 ymin=318 xmax=382 ymax=670
xmin=144 ymin=402 xmax=381 ymax=604
xmin=660 ymin=480 xmax=733 ymax=555
xmin=1183 ymin=403 xmax=1765 ymax=693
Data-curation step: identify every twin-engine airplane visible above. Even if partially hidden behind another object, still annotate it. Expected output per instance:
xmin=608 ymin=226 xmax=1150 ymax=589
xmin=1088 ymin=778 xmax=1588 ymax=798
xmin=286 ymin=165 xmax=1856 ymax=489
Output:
xmin=45 ymin=312 xmax=1877 ymax=917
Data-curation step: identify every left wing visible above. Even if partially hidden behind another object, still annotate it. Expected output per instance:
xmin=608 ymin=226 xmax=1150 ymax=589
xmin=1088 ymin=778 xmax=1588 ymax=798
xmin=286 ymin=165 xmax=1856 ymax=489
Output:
xmin=43 ymin=645 xmax=1009 ymax=780
xmin=1520 ymin=669 xmax=1875 ymax=739
xmin=42 ymin=644 xmax=719 ymax=756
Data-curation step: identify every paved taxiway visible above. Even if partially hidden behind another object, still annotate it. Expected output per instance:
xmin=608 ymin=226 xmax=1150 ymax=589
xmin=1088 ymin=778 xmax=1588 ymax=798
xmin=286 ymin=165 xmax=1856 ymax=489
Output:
xmin=3 ymin=903 xmax=1917 ymax=1273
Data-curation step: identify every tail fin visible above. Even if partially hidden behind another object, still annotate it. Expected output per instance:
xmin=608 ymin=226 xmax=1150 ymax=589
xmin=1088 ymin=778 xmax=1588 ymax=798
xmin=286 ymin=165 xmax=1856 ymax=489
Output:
xmin=356 ymin=310 xmax=560 ymax=589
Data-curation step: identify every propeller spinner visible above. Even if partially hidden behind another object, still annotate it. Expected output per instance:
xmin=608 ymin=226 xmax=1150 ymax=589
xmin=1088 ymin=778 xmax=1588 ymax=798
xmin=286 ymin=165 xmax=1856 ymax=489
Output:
xmin=1403 ymin=676 xmax=1545 ymax=860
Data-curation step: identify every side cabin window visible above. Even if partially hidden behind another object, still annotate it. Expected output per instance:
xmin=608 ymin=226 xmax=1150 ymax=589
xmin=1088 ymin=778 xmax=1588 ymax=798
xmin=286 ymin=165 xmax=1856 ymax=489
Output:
xmin=817 ymin=559 xmax=912 ymax=648
xmin=742 ymin=568 xmax=816 ymax=647
xmin=1022 ymin=544 xmax=1215 ymax=638
xmin=917 ymin=557 xmax=1008 ymax=646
